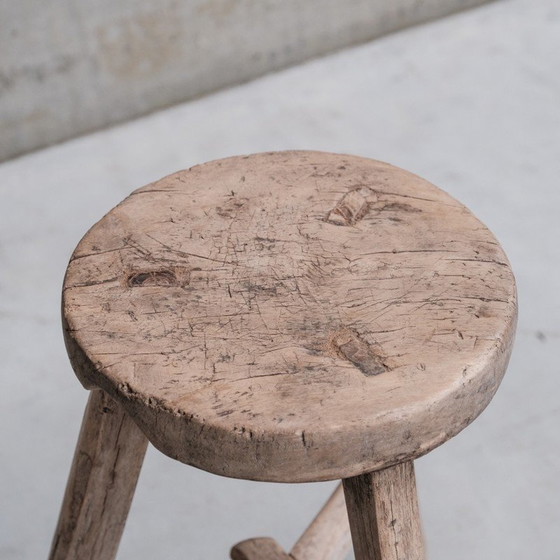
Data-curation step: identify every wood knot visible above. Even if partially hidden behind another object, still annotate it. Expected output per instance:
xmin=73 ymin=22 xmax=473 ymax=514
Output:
xmin=325 ymin=186 xmax=376 ymax=226
xmin=330 ymin=329 xmax=388 ymax=376
xmin=126 ymin=267 xmax=191 ymax=288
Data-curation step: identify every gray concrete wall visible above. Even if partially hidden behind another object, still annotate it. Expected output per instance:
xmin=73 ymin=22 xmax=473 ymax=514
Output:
xmin=0 ymin=0 xmax=491 ymax=162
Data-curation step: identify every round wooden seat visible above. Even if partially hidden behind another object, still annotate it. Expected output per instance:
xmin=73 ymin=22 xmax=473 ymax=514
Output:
xmin=62 ymin=151 xmax=517 ymax=483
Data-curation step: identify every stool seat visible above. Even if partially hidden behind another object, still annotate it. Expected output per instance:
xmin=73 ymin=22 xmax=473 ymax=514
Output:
xmin=62 ymin=151 xmax=516 ymax=482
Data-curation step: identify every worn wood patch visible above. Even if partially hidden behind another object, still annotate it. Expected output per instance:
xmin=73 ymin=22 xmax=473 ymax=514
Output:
xmin=330 ymin=329 xmax=388 ymax=376
xmin=326 ymin=186 xmax=376 ymax=225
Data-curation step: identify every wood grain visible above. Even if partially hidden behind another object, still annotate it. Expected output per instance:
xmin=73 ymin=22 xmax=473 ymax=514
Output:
xmin=62 ymin=150 xmax=517 ymax=482
xmin=48 ymin=390 xmax=148 ymax=560
xmin=343 ymin=462 xmax=424 ymax=560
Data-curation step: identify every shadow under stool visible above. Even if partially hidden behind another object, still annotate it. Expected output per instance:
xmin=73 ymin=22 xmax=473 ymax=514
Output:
xmin=49 ymin=151 xmax=517 ymax=560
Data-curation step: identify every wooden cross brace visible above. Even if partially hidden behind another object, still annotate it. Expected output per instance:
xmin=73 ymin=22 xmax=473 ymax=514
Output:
xmin=231 ymin=484 xmax=351 ymax=560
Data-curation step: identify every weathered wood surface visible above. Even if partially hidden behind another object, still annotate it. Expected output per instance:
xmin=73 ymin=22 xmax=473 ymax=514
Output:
xmin=343 ymin=462 xmax=424 ymax=560
xmin=62 ymin=150 xmax=517 ymax=482
xmin=231 ymin=484 xmax=351 ymax=560
xmin=48 ymin=390 xmax=148 ymax=560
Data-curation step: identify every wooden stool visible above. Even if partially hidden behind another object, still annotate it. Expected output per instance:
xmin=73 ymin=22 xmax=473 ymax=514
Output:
xmin=50 ymin=151 xmax=517 ymax=560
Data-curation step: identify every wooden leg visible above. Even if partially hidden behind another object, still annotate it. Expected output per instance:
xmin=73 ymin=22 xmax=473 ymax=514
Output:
xmin=48 ymin=390 xmax=148 ymax=560
xmin=342 ymin=461 xmax=425 ymax=560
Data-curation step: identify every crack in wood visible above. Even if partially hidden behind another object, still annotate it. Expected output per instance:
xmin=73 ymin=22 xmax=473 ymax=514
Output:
xmin=126 ymin=267 xmax=191 ymax=288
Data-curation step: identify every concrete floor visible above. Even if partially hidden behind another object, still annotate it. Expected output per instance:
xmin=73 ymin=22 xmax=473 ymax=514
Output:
xmin=1 ymin=0 xmax=558 ymax=558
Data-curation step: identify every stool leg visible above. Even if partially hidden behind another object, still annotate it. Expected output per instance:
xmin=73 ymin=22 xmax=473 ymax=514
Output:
xmin=342 ymin=461 xmax=425 ymax=560
xmin=48 ymin=389 xmax=148 ymax=560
